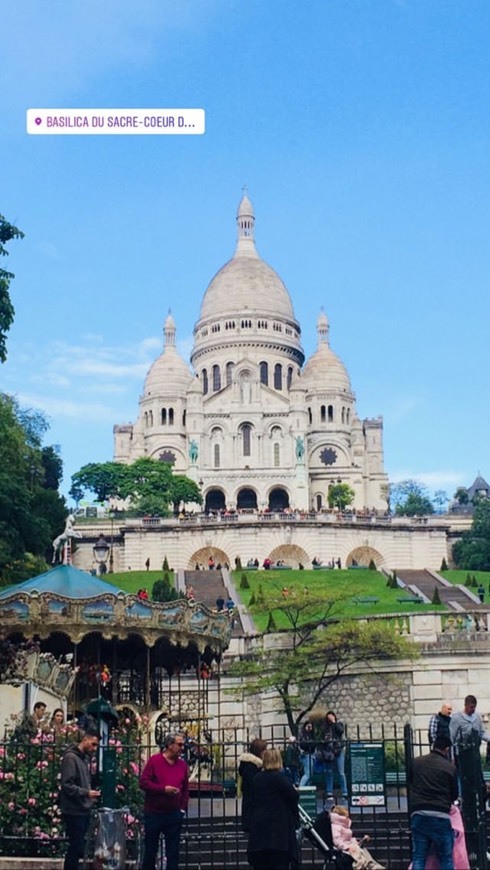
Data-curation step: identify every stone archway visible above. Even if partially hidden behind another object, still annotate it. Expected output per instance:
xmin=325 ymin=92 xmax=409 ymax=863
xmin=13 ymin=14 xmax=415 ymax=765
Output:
xmin=190 ymin=547 xmax=230 ymax=569
xmin=267 ymin=544 xmax=310 ymax=569
xmin=268 ymin=487 xmax=290 ymax=511
xmin=346 ymin=546 xmax=385 ymax=569
xmin=237 ymin=487 xmax=257 ymax=510
xmin=205 ymin=489 xmax=226 ymax=512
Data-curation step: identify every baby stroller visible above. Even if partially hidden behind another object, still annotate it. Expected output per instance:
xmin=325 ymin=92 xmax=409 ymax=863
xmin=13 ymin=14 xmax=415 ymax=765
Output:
xmin=299 ymin=805 xmax=354 ymax=870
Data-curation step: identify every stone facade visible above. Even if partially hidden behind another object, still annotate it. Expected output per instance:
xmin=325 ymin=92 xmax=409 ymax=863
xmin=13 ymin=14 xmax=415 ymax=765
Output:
xmin=114 ymin=194 xmax=388 ymax=514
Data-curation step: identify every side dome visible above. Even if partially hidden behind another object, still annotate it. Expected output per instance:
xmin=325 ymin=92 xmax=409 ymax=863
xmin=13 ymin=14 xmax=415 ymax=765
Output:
xmin=143 ymin=314 xmax=193 ymax=397
xmin=198 ymin=193 xmax=295 ymax=321
xmin=302 ymin=310 xmax=352 ymax=393
xmin=143 ymin=349 xmax=193 ymax=397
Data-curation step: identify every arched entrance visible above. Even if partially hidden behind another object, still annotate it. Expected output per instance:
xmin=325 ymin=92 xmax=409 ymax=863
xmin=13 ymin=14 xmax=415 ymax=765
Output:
xmin=190 ymin=547 xmax=229 ymax=570
xmin=268 ymin=545 xmax=309 ymax=569
xmin=268 ymin=487 xmax=290 ymax=511
xmin=346 ymin=546 xmax=385 ymax=569
xmin=205 ymin=488 xmax=226 ymax=512
xmin=237 ymin=488 xmax=257 ymax=511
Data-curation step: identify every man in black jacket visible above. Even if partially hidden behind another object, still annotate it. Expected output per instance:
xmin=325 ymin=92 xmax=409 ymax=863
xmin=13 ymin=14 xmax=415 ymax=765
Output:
xmin=60 ymin=727 xmax=100 ymax=870
xmin=409 ymin=735 xmax=458 ymax=870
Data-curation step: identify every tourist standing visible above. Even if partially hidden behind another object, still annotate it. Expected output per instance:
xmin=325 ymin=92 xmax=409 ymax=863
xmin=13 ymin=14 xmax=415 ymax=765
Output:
xmin=408 ymin=735 xmax=458 ymax=870
xmin=322 ymin=710 xmax=348 ymax=799
xmin=449 ymin=694 xmax=490 ymax=751
xmin=428 ymin=702 xmax=452 ymax=748
xmin=60 ymin=727 xmax=100 ymax=870
xmin=140 ymin=733 xmax=189 ymax=870
xmin=299 ymin=720 xmax=316 ymax=787
xmin=247 ymin=748 xmax=299 ymax=870
xmin=238 ymin=737 xmax=267 ymax=832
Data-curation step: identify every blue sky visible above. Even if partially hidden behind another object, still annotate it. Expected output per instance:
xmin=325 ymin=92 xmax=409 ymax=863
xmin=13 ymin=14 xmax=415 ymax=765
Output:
xmin=1 ymin=0 xmax=489 ymax=501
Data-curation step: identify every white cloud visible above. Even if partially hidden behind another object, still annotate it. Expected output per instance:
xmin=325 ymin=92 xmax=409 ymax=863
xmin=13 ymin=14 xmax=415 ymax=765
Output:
xmin=389 ymin=469 xmax=467 ymax=492
xmin=16 ymin=392 xmax=118 ymax=423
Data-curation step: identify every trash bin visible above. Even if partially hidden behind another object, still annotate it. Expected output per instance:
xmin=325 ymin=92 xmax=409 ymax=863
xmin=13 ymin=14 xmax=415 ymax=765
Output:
xmin=93 ymin=807 xmax=127 ymax=870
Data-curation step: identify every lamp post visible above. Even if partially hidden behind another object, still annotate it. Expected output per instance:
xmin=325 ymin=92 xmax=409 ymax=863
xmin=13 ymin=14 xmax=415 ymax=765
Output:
xmin=108 ymin=511 xmax=115 ymax=574
xmin=93 ymin=534 xmax=110 ymax=574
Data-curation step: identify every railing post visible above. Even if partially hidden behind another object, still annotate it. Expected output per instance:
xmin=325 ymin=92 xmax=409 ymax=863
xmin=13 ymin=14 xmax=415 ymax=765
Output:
xmin=459 ymin=732 xmax=488 ymax=870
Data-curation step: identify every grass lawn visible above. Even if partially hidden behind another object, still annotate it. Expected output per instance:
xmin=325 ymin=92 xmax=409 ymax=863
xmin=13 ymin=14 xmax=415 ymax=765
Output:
xmin=233 ymin=568 xmax=445 ymax=631
xmin=104 ymin=570 xmax=174 ymax=595
xmin=441 ymin=570 xmax=490 ymax=587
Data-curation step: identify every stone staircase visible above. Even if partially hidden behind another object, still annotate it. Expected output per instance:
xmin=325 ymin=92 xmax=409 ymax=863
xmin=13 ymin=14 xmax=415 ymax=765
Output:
xmin=184 ymin=569 xmax=244 ymax=635
xmin=394 ymin=568 xmax=481 ymax=611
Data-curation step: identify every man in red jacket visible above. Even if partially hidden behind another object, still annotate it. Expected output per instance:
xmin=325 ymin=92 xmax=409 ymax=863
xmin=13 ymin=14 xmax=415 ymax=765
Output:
xmin=140 ymin=732 xmax=189 ymax=870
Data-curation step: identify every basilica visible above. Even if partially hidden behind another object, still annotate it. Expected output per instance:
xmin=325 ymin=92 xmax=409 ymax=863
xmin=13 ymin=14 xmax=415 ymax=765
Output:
xmin=114 ymin=194 xmax=388 ymax=515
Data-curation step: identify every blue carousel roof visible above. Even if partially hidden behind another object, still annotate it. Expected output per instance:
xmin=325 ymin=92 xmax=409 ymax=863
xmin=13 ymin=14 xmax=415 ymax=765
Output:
xmin=0 ymin=564 xmax=124 ymax=600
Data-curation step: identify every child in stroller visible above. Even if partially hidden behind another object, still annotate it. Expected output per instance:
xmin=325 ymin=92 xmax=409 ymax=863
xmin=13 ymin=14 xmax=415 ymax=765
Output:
xmin=330 ymin=806 xmax=384 ymax=870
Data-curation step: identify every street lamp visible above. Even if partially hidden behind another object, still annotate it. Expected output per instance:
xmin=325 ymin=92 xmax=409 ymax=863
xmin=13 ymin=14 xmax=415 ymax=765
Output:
xmin=93 ymin=534 xmax=110 ymax=574
xmin=108 ymin=511 xmax=115 ymax=574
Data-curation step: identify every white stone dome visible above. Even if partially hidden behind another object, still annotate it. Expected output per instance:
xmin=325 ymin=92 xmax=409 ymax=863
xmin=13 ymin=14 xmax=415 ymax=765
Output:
xmin=143 ymin=314 xmax=193 ymax=397
xmin=302 ymin=343 xmax=352 ymax=392
xmin=198 ymin=193 xmax=296 ymax=321
xmin=143 ymin=347 xmax=193 ymax=397
xmin=302 ymin=310 xmax=352 ymax=392
xmin=200 ymin=255 xmax=295 ymax=320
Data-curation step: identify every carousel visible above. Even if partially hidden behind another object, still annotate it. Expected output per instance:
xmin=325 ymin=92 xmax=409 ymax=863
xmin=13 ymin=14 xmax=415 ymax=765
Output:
xmin=0 ymin=561 xmax=232 ymax=722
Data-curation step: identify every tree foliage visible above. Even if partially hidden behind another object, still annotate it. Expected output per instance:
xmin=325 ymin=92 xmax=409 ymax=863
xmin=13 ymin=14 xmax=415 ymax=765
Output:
xmin=70 ymin=458 xmax=202 ymax=516
xmin=228 ymin=588 xmax=416 ymax=734
xmin=0 ymin=214 xmax=24 ymax=363
xmin=453 ymin=500 xmax=490 ymax=570
xmin=0 ymin=394 xmax=66 ymax=580
xmin=327 ymin=483 xmax=355 ymax=511
xmin=391 ymin=479 xmax=435 ymax=516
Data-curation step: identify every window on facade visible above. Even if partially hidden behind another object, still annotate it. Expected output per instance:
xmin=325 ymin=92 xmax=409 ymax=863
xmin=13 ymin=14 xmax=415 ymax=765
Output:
xmin=328 ymin=405 xmax=334 ymax=422
xmin=321 ymin=405 xmax=326 ymax=423
xmin=161 ymin=408 xmax=167 ymax=425
xmin=202 ymin=369 xmax=208 ymax=395
xmin=346 ymin=408 xmax=350 ymax=424
xmin=287 ymin=366 xmax=293 ymax=389
xmin=169 ymin=408 xmax=174 ymax=425
xmin=226 ymin=362 xmax=234 ymax=386
xmin=214 ymin=444 xmax=220 ymax=468
xmin=182 ymin=410 xmax=186 ymax=426
xmin=274 ymin=443 xmax=280 ymax=467
xmin=260 ymin=361 xmax=268 ymax=386
xmin=149 ymin=410 xmax=153 ymax=426
xmin=212 ymin=365 xmax=221 ymax=392
xmin=242 ymin=424 xmax=251 ymax=456
xmin=144 ymin=412 xmax=148 ymax=427
xmin=274 ymin=363 xmax=282 ymax=390
xmin=341 ymin=407 xmax=345 ymax=424
xmin=308 ymin=407 xmax=312 ymax=424
xmin=316 ymin=494 xmax=323 ymax=511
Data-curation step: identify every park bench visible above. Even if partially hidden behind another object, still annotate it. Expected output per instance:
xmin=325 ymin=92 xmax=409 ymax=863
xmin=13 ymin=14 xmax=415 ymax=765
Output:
xmin=348 ymin=565 xmax=369 ymax=570
xmin=353 ymin=596 xmax=380 ymax=605
xmin=396 ymin=596 xmax=424 ymax=604
xmin=312 ymin=564 xmax=333 ymax=570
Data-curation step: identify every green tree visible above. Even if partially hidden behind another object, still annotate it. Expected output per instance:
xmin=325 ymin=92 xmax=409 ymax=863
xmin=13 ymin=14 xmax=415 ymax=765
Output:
xmin=169 ymin=475 xmax=203 ymax=514
xmin=0 ymin=214 xmax=24 ymax=363
xmin=0 ymin=395 xmax=66 ymax=578
xmin=327 ymin=483 xmax=355 ymax=511
xmin=71 ymin=458 xmax=202 ymax=517
xmin=392 ymin=480 xmax=434 ymax=516
xmin=453 ymin=501 xmax=490 ymax=571
xmin=454 ymin=487 xmax=469 ymax=505
xmin=433 ymin=490 xmax=449 ymax=514
xmin=228 ymin=588 xmax=416 ymax=734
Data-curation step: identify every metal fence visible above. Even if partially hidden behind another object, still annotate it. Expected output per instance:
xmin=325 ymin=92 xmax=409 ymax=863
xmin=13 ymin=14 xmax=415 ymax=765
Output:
xmin=0 ymin=723 xmax=488 ymax=869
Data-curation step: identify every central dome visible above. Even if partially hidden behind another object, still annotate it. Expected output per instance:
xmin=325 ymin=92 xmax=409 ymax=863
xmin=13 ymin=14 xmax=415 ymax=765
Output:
xmin=198 ymin=194 xmax=296 ymax=322
xmin=200 ymin=255 xmax=295 ymax=320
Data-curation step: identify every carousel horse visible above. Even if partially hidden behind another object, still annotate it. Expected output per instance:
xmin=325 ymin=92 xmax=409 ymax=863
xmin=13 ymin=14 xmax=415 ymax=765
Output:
xmin=52 ymin=514 xmax=83 ymax=563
